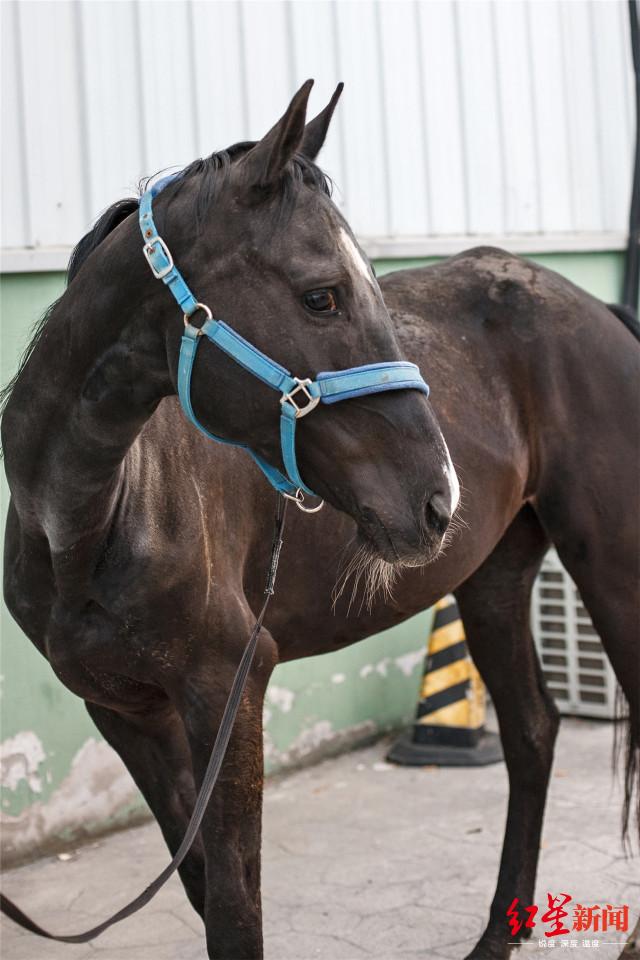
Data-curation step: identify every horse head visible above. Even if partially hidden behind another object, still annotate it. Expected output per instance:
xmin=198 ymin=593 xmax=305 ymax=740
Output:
xmin=144 ymin=81 xmax=459 ymax=568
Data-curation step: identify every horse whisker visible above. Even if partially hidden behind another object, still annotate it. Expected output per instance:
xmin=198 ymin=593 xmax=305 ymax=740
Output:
xmin=333 ymin=541 xmax=427 ymax=616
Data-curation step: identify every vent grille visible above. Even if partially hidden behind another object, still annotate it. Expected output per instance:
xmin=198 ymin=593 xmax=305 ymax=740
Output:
xmin=531 ymin=550 xmax=617 ymax=719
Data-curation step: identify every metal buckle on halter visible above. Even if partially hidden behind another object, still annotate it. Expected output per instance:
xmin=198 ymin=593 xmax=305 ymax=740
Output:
xmin=280 ymin=378 xmax=320 ymax=418
xmin=283 ymin=488 xmax=325 ymax=513
xmin=143 ymin=236 xmax=174 ymax=280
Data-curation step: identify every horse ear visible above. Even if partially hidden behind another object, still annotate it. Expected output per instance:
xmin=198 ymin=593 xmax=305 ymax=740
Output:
xmin=240 ymin=79 xmax=314 ymax=187
xmin=300 ymin=83 xmax=344 ymax=160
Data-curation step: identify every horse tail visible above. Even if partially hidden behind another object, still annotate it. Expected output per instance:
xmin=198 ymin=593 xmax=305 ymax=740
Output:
xmin=607 ymin=302 xmax=640 ymax=342
xmin=614 ymin=686 xmax=640 ymax=851
xmin=67 ymin=197 xmax=139 ymax=283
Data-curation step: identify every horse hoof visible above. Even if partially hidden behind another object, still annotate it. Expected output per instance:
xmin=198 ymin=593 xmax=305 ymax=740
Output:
xmin=463 ymin=935 xmax=514 ymax=960
xmin=464 ymin=950 xmax=510 ymax=960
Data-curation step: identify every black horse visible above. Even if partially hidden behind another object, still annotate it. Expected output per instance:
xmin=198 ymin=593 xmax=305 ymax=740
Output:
xmin=2 ymin=82 xmax=638 ymax=960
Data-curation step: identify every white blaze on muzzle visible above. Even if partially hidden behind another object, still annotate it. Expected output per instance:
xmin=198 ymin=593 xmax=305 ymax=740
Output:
xmin=441 ymin=440 xmax=461 ymax=514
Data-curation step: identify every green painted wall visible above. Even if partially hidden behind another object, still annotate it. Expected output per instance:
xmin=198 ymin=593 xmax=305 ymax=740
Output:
xmin=0 ymin=249 xmax=626 ymax=858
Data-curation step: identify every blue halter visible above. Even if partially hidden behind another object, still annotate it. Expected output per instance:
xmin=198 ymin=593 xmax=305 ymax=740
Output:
xmin=139 ymin=176 xmax=429 ymax=510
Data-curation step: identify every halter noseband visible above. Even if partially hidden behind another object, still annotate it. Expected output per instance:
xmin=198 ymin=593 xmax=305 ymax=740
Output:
xmin=139 ymin=176 xmax=429 ymax=511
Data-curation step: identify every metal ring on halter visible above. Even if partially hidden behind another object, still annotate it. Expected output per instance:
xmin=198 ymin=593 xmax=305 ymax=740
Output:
xmin=283 ymin=488 xmax=325 ymax=513
xmin=184 ymin=303 xmax=213 ymax=331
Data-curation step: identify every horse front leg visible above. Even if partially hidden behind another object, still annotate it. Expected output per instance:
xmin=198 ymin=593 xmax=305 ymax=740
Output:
xmin=175 ymin=620 xmax=277 ymax=960
xmin=455 ymin=506 xmax=558 ymax=960
xmin=86 ymin=700 xmax=206 ymax=920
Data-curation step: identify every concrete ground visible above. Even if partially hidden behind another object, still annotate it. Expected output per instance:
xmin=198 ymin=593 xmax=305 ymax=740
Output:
xmin=1 ymin=715 xmax=638 ymax=960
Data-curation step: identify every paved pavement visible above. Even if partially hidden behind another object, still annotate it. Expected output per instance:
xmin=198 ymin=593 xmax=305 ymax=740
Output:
xmin=1 ymin=715 xmax=638 ymax=960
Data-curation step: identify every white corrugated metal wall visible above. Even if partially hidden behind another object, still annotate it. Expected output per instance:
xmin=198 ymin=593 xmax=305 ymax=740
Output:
xmin=1 ymin=0 xmax=634 ymax=270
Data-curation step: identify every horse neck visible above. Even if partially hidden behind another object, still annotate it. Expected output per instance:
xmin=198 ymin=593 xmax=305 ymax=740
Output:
xmin=4 ymin=259 xmax=174 ymax=588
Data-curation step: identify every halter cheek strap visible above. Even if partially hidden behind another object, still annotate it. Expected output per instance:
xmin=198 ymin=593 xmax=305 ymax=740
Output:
xmin=139 ymin=178 xmax=430 ymax=508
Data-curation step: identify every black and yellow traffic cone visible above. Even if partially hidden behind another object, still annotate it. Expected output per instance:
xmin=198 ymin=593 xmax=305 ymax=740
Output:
xmin=387 ymin=595 xmax=503 ymax=766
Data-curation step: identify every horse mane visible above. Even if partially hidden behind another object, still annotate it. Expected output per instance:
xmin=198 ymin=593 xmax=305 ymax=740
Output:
xmin=0 ymin=145 xmax=332 ymax=429
xmin=0 ymin=198 xmax=139 ymax=426
xmin=0 ymin=298 xmax=59 ymax=429
xmin=67 ymin=198 xmax=140 ymax=283
xmin=161 ymin=141 xmax=333 ymax=231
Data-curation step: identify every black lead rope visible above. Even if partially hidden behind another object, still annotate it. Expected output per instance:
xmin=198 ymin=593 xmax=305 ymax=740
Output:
xmin=0 ymin=495 xmax=288 ymax=943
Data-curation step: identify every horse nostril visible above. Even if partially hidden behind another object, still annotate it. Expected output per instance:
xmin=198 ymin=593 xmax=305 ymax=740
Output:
xmin=426 ymin=493 xmax=452 ymax=535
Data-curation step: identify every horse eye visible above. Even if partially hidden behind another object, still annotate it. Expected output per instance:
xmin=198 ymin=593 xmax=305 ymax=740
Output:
xmin=303 ymin=289 xmax=338 ymax=314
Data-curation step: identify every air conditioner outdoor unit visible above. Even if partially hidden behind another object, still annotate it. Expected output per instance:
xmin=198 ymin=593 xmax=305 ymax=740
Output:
xmin=531 ymin=550 xmax=617 ymax=720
